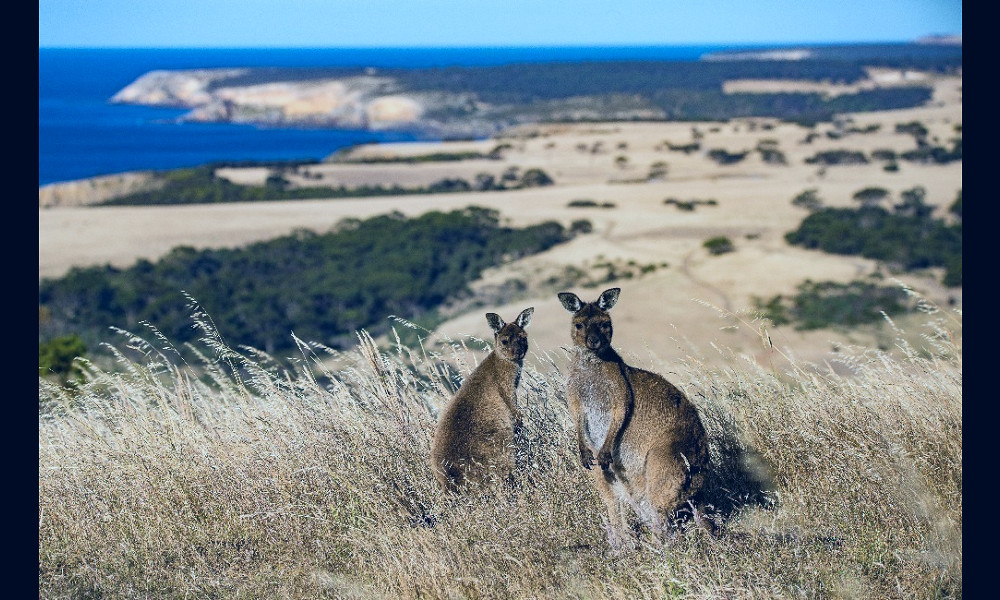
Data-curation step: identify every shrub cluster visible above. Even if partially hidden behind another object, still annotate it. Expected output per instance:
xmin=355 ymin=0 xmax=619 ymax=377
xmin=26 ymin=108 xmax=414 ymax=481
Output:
xmin=664 ymin=198 xmax=718 ymax=211
xmin=703 ymin=236 xmax=735 ymax=255
xmin=334 ymin=150 xmax=504 ymax=164
xmin=785 ymin=189 xmax=962 ymax=286
xmin=39 ymin=207 xmax=577 ymax=356
xmin=803 ymin=149 xmax=869 ymax=166
xmin=567 ymin=199 xmax=616 ymax=209
xmin=38 ymin=334 xmax=87 ymax=383
xmin=102 ymin=165 xmax=555 ymax=206
xmin=706 ymin=149 xmax=749 ymax=165
xmin=754 ymin=278 xmax=912 ymax=330
xmin=899 ymin=138 xmax=962 ymax=164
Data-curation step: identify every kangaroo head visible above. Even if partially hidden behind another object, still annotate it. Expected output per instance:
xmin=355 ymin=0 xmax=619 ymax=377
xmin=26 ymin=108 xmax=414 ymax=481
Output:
xmin=557 ymin=288 xmax=620 ymax=352
xmin=485 ymin=307 xmax=533 ymax=362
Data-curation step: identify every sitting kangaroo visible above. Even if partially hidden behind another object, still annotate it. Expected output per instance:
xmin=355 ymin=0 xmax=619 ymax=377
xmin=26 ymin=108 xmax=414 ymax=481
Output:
xmin=431 ymin=307 xmax=534 ymax=492
xmin=557 ymin=288 xmax=713 ymax=543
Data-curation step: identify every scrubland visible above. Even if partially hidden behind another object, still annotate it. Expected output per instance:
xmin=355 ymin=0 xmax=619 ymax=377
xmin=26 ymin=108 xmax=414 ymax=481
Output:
xmin=39 ymin=66 xmax=963 ymax=598
xmin=38 ymin=73 xmax=963 ymax=371
xmin=39 ymin=296 xmax=961 ymax=598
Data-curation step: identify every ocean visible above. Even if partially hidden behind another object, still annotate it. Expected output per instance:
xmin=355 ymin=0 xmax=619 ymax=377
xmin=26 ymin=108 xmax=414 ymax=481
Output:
xmin=38 ymin=46 xmax=749 ymax=187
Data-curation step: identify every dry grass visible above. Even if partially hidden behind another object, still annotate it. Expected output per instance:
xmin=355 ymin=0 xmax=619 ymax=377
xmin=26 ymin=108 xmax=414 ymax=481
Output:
xmin=39 ymin=299 xmax=961 ymax=598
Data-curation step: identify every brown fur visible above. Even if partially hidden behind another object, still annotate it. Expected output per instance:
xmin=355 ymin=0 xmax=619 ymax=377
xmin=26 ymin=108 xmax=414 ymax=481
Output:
xmin=558 ymin=288 xmax=712 ymax=541
xmin=430 ymin=307 xmax=534 ymax=492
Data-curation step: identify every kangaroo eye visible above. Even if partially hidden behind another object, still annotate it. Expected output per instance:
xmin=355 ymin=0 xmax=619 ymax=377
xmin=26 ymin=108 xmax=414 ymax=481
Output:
xmin=574 ymin=323 xmax=584 ymax=330
xmin=501 ymin=338 xmax=509 ymax=345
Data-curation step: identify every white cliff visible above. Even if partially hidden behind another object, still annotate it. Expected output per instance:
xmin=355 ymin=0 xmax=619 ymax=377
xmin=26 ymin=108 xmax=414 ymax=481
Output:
xmin=112 ymin=70 xmax=429 ymax=130
xmin=110 ymin=69 xmax=247 ymax=107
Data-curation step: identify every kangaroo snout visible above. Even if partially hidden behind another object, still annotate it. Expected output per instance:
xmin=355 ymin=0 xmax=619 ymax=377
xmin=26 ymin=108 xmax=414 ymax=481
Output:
xmin=498 ymin=333 xmax=528 ymax=360
xmin=586 ymin=333 xmax=603 ymax=350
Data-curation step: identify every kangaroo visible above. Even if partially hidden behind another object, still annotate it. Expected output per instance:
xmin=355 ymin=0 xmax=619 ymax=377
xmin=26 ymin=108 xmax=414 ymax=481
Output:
xmin=557 ymin=288 xmax=713 ymax=543
xmin=431 ymin=307 xmax=534 ymax=492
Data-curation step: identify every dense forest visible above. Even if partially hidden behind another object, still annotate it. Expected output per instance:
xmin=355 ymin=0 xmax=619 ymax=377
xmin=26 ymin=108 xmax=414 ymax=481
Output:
xmin=39 ymin=207 xmax=578 ymax=368
xmin=785 ymin=188 xmax=962 ymax=286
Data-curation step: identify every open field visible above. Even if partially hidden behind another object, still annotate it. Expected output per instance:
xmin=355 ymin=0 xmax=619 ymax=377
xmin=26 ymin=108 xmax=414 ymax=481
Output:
xmin=38 ymin=309 xmax=962 ymax=598
xmin=38 ymin=73 xmax=962 ymax=371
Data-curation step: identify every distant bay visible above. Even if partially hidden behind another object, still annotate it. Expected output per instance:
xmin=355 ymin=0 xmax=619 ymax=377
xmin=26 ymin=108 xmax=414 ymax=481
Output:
xmin=39 ymin=46 xmax=740 ymax=186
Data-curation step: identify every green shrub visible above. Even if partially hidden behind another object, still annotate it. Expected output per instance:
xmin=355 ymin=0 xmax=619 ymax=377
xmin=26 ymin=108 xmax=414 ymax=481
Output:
xmin=568 ymin=200 xmax=615 ymax=209
xmin=703 ymin=236 xmax=735 ymax=255
xmin=852 ymin=187 xmax=890 ymax=207
xmin=664 ymin=198 xmax=717 ymax=212
xmin=707 ymin=149 xmax=749 ymax=165
xmin=518 ymin=168 xmax=555 ymax=188
xmin=895 ymin=120 xmax=929 ymax=138
xmin=893 ymin=186 xmax=933 ymax=218
xmin=647 ymin=161 xmax=669 ymax=179
xmin=757 ymin=147 xmax=787 ymax=165
xmin=570 ymin=219 xmax=594 ymax=234
xmin=804 ymin=150 xmax=869 ymax=165
xmin=949 ymin=190 xmax=962 ymax=220
xmin=791 ymin=188 xmax=823 ymax=211
xmin=265 ymin=174 xmax=290 ymax=190
xmin=871 ymin=148 xmax=897 ymax=161
xmin=663 ymin=141 xmax=700 ymax=154
xmin=755 ymin=278 xmax=911 ymax=330
xmin=39 ymin=334 xmax=87 ymax=384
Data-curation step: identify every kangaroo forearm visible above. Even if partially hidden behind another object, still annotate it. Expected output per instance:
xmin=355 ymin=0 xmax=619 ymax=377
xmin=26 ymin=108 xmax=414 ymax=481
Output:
xmin=598 ymin=386 xmax=633 ymax=468
xmin=599 ymin=413 xmax=625 ymax=457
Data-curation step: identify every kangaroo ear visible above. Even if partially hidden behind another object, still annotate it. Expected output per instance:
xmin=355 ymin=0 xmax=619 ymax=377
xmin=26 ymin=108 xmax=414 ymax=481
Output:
xmin=598 ymin=288 xmax=621 ymax=311
xmin=485 ymin=313 xmax=505 ymax=334
xmin=516 ymin=307 xmax=534 ymax=329
xmin=558 ymin=292 xmax=582 ymax=313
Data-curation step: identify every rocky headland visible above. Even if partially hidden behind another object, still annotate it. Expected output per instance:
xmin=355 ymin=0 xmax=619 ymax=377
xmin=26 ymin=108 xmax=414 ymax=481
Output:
xmin=110 ymin=69 xmax=499 ymax=138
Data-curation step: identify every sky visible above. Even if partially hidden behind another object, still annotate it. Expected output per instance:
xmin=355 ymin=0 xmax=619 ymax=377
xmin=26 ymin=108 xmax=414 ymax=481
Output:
xmin=39 ymin=0 xmax=961 ymax=48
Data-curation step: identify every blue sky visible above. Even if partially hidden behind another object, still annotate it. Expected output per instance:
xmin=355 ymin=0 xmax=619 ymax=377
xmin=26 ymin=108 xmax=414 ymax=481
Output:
xmin=39 ymin=0 xmax=961 ymax=48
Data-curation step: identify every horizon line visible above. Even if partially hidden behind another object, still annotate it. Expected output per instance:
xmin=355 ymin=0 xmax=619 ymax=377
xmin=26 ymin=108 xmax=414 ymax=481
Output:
xmin=39 ymin=38 xmax=961 ymax=51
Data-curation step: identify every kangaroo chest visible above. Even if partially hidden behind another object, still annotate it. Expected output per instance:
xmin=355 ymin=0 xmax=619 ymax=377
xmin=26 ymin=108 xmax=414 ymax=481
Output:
xmin=569 ymin=360 xmax=628 ymax=449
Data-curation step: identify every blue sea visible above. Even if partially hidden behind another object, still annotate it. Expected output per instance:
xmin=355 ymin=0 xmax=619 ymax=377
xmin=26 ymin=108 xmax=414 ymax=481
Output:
xmin=39 ymin=46 xmax=740 ymax=187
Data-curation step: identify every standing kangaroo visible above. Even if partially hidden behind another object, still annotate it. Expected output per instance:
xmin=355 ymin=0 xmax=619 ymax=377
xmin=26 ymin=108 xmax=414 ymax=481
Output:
xmin=431 ymin=307 xmax=534 ymax=492
xmin=558 ymin=288 xmax=713 ymax=542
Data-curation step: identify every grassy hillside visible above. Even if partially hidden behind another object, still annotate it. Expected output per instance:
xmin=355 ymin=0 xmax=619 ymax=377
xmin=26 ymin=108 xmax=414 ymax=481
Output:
xmin=39 ymin=300 xmax=961 ymax=598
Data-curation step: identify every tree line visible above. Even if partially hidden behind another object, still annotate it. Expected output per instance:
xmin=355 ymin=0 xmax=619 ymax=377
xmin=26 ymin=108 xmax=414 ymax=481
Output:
xmin=39 ymin=208 xmax=581 ymax=368
xmin=101 ymin=164 xmax=554 ymax=206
